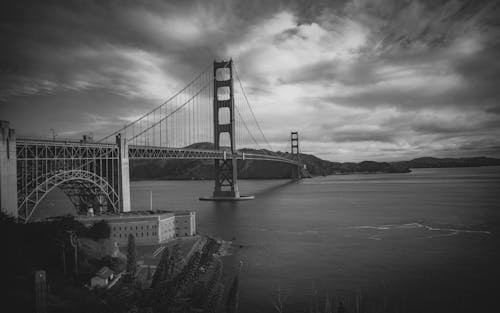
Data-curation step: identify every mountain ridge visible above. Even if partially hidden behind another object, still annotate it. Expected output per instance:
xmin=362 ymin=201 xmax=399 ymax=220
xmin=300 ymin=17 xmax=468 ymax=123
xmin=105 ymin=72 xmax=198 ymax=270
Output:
xmin=129 ymin=142 xmax=500 ymax=180
xmin=129 ymin=143 xmax=500 ymax=180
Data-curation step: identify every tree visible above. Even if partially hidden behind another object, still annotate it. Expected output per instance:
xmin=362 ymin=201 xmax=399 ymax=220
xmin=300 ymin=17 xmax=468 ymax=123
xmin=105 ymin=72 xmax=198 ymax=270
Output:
xmin=168 ymin=243 xmax=183 ymax=278
xmin=337 ymin=301 xmax=345 ymax=313
xmin=127 ymin=234 xmax=137 ymax=279
xmin=324 ymin=293 xmax=332 ymax=313
xmin=146 ymin=265 xmax=152 ymax=281
xmin=151 ymin=247 xmax=169 ymax=289
xmin=87 ymin=220 xmax=110 ymax=239
xmin=226 ymin=261 xmax=243 ymax=313
xmin=101 ymin=255 xmax=125 ymax=273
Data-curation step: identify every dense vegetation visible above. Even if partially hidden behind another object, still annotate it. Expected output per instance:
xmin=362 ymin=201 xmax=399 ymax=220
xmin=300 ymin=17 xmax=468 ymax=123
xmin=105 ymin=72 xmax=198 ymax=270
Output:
xmin=88 ymin=237 xmax=241 ymax=313
xmin=1 ymin=212 xmax=124 ymax=313
xmin=1 ymin=211 xmax=243 ymax=313
xmin=146 ymin=239 xmax=240 ymax=313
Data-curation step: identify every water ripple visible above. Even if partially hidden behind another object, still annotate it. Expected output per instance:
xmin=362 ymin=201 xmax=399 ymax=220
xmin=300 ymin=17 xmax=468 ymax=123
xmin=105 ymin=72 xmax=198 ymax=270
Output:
xmin=348 ymin=222 xmax=491 ymax=240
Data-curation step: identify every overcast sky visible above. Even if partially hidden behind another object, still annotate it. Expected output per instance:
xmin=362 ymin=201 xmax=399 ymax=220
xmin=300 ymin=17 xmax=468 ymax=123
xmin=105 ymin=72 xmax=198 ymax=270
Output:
xmin=1 ymin=0 xmax=500 ymax=161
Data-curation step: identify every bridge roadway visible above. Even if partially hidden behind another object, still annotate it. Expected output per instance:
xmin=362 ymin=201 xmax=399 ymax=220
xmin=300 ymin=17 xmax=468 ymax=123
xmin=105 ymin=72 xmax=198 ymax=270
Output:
xmin=11 ymin=137 xmax=300 ymax=222
xmin=16 ymin=137 xmax=300 ymax=166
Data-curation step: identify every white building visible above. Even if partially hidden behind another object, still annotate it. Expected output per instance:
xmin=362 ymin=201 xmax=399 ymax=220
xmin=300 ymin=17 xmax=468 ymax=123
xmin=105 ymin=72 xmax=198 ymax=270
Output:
xmin=90 ymin=266 xmax=114 ymax=289
xmin=174 ymin=211 xmax=196 ymax=237
xmin=78 ymin=210 xmax=196 ymax=246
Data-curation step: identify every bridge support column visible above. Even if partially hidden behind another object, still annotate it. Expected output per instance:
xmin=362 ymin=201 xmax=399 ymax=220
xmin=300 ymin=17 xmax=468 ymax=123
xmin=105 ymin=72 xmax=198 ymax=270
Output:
xmin=291 ymin=131 xmax=301 ymax=179
xmin=117 ymin=134 xmax=131 ymax=212
xmin=200 ymin=59 xmax=253 ymax=201
xmin=0 ymin=121 xmax=17 ymax=218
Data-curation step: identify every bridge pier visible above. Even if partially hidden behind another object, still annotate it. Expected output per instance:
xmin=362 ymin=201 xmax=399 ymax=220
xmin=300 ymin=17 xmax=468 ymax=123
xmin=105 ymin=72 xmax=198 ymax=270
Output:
xmin=200 ymin=59 xmax=253 ymax=201
xmin=117 ymin=134 xmax=131 ymax=212
xmin=0 ymin=121 xmax=17 ymax=218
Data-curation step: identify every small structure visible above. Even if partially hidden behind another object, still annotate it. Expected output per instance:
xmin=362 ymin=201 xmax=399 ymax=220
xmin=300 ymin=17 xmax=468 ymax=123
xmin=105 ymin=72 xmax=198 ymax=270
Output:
xmin=90 ymin=266 xmax=114 ymax=289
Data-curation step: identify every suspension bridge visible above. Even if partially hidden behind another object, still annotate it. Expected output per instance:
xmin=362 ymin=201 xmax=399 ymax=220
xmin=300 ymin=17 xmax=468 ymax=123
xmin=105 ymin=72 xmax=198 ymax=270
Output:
xmin=0 ymin=59 xmax=302 ymax=223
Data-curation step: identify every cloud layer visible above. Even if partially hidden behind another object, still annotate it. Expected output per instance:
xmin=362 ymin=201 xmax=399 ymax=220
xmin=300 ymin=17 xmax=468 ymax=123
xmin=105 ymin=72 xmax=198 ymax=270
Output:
xmin=1 ymin=0 xmax=500 ymax=161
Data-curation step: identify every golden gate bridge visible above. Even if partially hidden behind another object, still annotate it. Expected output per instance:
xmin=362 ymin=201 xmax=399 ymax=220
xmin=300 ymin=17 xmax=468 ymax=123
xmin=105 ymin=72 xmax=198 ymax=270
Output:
xmin=0 ymin=59 xmax=302 ymax=222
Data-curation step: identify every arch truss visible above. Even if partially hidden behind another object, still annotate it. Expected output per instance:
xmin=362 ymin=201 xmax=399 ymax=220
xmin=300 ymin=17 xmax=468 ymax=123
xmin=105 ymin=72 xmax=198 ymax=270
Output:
xmin=16 ymin=139 xmax=122 ymax=222
xmin=17 ymin=169 xmax=119 ymax=222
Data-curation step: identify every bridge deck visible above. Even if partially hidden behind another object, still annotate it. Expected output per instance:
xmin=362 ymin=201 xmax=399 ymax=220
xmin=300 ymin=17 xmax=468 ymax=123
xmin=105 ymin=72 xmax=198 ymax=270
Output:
xmin=16 ymin=139 xmax=300 ymax=166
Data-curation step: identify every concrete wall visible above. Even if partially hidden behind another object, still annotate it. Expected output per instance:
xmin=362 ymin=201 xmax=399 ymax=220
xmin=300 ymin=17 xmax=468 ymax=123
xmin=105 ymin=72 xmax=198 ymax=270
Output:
xmin=78 ymin=211 xmax=196 ymax=247
xmin=0 ymin=121 xmax=17 ymax=218
xmin=116 ymin=134 xmax=131 ymax=212
xmin=158 ymin=216 xmax=176 ymax=242
xmin=80 ymin=216 xmax=161 ymax=246
xmin=108 ymin=219 xmax=159 ymax=245
xmin=175 ymin=212 xmax=196 ymax=237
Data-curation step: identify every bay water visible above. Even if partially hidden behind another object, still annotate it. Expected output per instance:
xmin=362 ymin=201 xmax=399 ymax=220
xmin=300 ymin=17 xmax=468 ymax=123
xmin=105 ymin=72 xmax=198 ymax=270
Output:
xmin=37 ymin=167 xmax=500 ymax=312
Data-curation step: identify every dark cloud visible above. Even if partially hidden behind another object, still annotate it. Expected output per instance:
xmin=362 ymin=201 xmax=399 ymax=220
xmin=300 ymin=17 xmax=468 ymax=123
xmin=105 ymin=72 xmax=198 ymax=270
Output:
xmin=324 ymin=128 xmax=397 ymax=143
xmin=1 ymin=0 xmax=500 ymax=161
xmin=1 ymin=88 xmax=152 ymax=138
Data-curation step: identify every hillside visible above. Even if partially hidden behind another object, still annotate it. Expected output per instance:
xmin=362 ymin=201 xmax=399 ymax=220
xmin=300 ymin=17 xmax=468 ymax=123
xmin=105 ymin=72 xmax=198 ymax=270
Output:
xmin=392 ymin=157 xmax=500 ymax=168
xmin=285 ymin=153 xmax=411 ymax=175
xmin=130 ymin=143 xmax=411 ymax=180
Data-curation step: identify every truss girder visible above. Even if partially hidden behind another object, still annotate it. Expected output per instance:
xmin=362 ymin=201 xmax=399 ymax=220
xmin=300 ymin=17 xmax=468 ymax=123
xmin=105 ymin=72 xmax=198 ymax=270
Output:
xmin=60 ymin=181 xmax=109 ymax=215
xmin=16 ymin=138 xmax=118 ymax=160
xmin=14 ymin=139 xmax=299 ymax=221
xmin=17 ymin=140 xmax=298 ymax=164
xmin=128 ymin=146 xmax=300 ymax=165
xmin=18 ymin=169 xmax=119 ymax=222
xmin=128 ymin=146 xmax=225 ymax=160
xmin=16 ymin=138 xmax=121 ymax=222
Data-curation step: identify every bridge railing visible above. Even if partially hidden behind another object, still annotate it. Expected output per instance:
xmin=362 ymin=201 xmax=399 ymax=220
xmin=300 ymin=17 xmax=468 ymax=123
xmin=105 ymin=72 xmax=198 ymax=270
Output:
xmin=17 ymin=137 xmax=117 ymax=147
xmin=127 ymin=144 xmax=300 ymax=165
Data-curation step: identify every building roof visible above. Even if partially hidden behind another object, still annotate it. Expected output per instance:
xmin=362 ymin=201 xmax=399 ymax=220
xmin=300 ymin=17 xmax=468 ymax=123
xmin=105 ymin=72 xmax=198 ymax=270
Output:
xmin=77 ymin=210 xmax=176 ymax=222
xmin=174 ymin=211 xmax=195 ymax=216
xmin=95 ymin=266 xmax=114 ymax=279
xmin=45 ymin=210 xmax=195 ymax=224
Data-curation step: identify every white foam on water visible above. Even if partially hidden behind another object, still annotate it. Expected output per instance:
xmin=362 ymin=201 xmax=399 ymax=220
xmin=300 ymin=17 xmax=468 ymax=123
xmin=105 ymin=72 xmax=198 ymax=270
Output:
xmin=349 ymin=222 xmax=491 ymax=240
xmin=218 ymin=240 xmax=234 ymax=257
xmin=350 ymin=225 xmax=391 ymax=230
xmin=250 ymin=226 xmax=320 ymax=236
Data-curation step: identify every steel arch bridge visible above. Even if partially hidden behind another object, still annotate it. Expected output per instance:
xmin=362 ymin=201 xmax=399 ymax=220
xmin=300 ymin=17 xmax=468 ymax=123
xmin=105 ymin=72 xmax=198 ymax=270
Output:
xmin=0 ymin=59 xmax=303 ymax=222
xmin=19 ymin=169 xmax=120 ymax=222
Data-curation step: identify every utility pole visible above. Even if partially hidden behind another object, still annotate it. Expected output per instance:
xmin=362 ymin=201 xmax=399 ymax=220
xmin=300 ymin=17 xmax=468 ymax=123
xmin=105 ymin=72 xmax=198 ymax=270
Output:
xmin=54 ymin=237 xmax=67 ymax=275
xmin=62 ymin=241 xmax=67 ymax=275
xmin=34 ymin=270 xmax=47 ymax=313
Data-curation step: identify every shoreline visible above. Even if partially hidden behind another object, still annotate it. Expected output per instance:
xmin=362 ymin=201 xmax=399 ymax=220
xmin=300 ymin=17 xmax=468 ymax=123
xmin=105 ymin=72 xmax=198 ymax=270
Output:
xmin=129 ymin=164 xmax=500 ymax=182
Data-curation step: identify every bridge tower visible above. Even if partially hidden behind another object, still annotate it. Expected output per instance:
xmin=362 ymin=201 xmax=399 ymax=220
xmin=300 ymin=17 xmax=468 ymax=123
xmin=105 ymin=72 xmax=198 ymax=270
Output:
xmin=291 ymin=131 xmax=301 ymax=179
xmin=0 ymin=121 xmax=17 ymax=218
xmin=201 ymin=59 xmax=253 ymax=201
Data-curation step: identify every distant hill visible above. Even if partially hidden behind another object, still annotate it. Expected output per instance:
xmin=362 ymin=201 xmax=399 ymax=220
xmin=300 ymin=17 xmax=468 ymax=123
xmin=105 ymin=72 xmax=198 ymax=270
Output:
xmin=130 ymin=143 xmax=411 ymax=180
xmin=289 ymin=153 xmax=411 ymax=176
xmin=392 ymin=157 xmax=500 ymax=169
xmin=129 ymin=143 xmax=500 ymax=180
xmin=130 ymin=142 xmax=308 ymax=180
